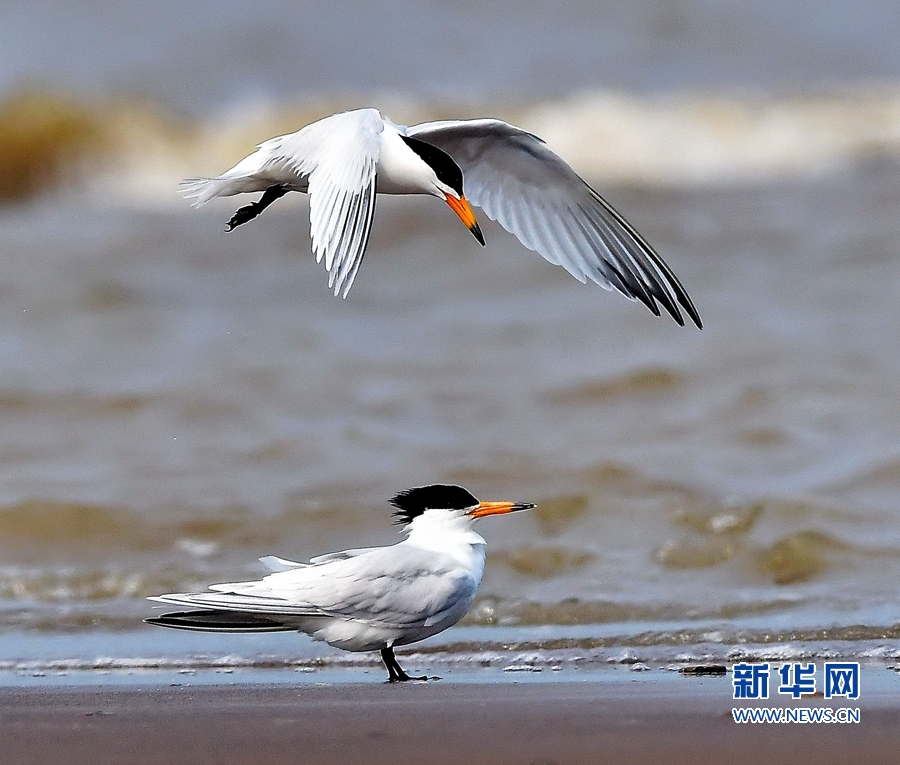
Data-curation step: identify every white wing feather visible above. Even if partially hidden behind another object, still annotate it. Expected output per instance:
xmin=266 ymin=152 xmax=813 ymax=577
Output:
xmin=406 ymin=119 xmax=701 ymax=327
xmin=181 ymin=109 xmax=383 ymax=298
xmin=259 ymin=555 xmax=305 ymax=573
xmin=287 ymin=110 xmax=381 ymax=297
xmin=151 ymin=544 xmax=477 ymax=630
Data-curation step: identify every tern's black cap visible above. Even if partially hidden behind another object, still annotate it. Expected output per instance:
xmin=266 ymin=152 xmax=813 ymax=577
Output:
xmin=399 ymin=135 xmax=465 ymax=197
xmin=390 ymin=484 xmax=478 ymax=525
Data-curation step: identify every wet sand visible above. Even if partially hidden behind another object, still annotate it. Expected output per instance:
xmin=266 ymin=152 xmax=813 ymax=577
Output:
xmin=2 ymin=677 xmax=898 ymax=765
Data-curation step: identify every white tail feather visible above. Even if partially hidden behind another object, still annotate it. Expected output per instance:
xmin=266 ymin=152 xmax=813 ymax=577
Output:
xmin=179 ymin=176 xmax=275 ymax=206
xmin=179 ymin=178 xmax=221 ymax=207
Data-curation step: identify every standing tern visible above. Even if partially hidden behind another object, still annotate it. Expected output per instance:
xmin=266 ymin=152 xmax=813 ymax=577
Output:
xmin=183 ymin=108 xmax=701 ymax=327
xmin=146 ymin=484 xmax=533 ymax=682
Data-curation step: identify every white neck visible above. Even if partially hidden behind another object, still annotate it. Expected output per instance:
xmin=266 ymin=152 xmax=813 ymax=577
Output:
xmin=403 ymin=509 xmax=487 ymax=570
xmin=375 ymin=127 xmax=445 ymax=197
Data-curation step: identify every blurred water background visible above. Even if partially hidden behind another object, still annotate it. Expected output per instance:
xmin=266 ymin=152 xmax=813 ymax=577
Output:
xmin=2 ymin=0 xmax=900 ymax=677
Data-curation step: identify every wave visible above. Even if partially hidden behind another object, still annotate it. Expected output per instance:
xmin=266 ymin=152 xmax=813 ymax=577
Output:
xmin=5 ymin=602 xmax=900 ymax=674
xmin=544 ymin=365 xmax=686 ymax=404
xmin=525 ymin=86 xmax=900 ymax=185
xmin=0 ymin=498 xmax=365 ymax=559
xmin=2 ymin=85 xmax=900 ymax=204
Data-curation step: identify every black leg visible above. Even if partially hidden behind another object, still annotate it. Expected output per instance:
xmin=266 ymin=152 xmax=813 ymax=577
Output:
xmin=381 ymin=647 xmax=400 ymax=682
xmin=380 ymin=646 xmax=429 ymax=683
xmin=226 ymin=185 xmax=289 ymax=232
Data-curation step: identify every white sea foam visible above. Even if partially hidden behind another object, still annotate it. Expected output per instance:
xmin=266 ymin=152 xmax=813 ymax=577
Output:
xmin=80 ymin=86 xmax=900 ymax=206
xmin=523 ymin=87 xmax=900 ymax=185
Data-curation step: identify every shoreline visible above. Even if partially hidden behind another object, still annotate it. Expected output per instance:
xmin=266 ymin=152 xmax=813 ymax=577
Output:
xmin=2 ymin=673 xmax=899 ymax=765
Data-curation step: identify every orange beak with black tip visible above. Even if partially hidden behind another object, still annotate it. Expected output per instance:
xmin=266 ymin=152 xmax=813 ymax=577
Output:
xmin=468 ymin=500 xmax=535 ymax=519
xmin=445 ymin=194 xmax=485 ymax=246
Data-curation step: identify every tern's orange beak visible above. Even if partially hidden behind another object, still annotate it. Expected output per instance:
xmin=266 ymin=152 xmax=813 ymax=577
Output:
xmin=445 ymin=194 xmax=485 ymax=246
xmin=468 ymin=500 xmax=535 ymax=519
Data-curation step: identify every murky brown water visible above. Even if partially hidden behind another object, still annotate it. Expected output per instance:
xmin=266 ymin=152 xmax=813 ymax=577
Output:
xmin=2 ymin=1 xmax=900 ymax=667
xmin=1 ymin=157 xmax=899 ymax=652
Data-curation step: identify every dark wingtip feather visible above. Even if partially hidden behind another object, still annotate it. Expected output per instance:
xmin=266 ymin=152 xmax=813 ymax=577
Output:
xmin=582 ymin=186 xmax=702 ymax=329
xmin=682 ymin=298 xmax=703 ymax=329
xmin=146 ymin=610 xmax=294 ymax=633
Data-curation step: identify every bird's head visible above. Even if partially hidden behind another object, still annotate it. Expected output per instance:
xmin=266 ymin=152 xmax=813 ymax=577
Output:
xmin=400 ymin=136 xmax=485 ymax=246
xmin=390 ymin=484 xmax=533 ymax=527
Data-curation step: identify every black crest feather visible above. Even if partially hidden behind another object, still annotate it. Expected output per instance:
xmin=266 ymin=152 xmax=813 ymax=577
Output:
xmin=390 ymin=484 xmax=479 ymax=525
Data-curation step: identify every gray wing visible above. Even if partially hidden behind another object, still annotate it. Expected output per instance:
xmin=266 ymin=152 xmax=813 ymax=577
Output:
xmin=303 ymin=545 xmax=478 ymax=629
xmin=308 ymin=547 xmax=381 ymax=565
xmin=407 ymin=119 xmax=701 ymax=328
xmin=151 ymin=545 xmax=478 ymax=630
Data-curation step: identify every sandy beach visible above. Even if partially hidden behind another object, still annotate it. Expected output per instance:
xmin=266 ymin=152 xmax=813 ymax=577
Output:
xmin=2 ymin=675 xmax=898 ymax=765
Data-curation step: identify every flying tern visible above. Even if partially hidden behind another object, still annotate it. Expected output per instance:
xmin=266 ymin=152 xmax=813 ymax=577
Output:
xmin=147 ymin=484 xmax=533 ymax=682
xmin=183 ymin=108 xmax=701 ymax=327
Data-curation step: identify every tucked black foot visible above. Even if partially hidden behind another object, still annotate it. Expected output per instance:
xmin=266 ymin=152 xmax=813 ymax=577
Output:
xmin=226 ymin=204 xmax=261 ymax=232
xmin=381 ymin=647 xmax=430 ymax=683
xmin=226 ymin=185 xmax=289 ymax=232
xmin=388 ymin=671 xmax=431 ymax=683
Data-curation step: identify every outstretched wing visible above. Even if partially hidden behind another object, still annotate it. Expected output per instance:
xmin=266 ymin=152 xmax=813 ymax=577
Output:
xmin=407 ymin=119 xmax=701 ymax=327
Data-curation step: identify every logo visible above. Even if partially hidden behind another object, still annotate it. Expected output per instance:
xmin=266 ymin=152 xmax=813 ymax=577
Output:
xmin=732 ymin=662 xmax=770 ymax=699
xmin=731 ymin=661 xmax=861 ymax=724
xmin=823 ymin=662 xmax=860 ymax=700
xmin=777 ymin=662 xmax=816 ymax=699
